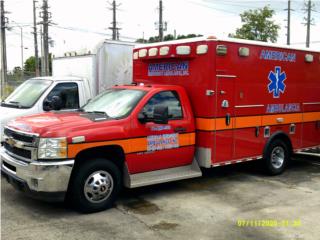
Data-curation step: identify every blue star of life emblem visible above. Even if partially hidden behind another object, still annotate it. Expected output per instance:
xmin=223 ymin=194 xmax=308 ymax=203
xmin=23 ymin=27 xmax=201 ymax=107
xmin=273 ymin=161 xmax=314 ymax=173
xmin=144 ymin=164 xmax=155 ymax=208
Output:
xmin=268 ymin=66 xmax=286 ymax=98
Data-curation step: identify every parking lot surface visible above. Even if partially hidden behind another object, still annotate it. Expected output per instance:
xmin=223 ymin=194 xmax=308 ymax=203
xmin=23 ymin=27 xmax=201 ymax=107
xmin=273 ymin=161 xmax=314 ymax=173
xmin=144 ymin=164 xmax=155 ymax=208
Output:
xmin=1 ymin=153 xmax=320 ymax=240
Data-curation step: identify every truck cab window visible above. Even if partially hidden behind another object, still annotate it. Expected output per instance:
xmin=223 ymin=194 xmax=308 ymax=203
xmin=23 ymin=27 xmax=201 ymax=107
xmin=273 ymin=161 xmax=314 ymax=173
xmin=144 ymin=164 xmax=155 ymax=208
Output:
xmin=45 ymin=83 xmax=79 ymax=110
xmin=142 ymin=91 xmax=183 ymax=120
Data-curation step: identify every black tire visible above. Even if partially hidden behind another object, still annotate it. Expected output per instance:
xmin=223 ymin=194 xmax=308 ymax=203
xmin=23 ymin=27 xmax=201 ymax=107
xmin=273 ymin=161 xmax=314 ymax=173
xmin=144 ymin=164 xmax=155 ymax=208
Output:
xmin=67 ymin=158 xmax=122 ymax=213
xmin=263 ymin=139 xmax=290 ymax=175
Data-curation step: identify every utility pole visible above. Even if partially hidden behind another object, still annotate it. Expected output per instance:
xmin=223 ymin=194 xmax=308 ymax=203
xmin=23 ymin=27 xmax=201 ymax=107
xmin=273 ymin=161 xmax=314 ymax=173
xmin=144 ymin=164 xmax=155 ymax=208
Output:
xmin=33 ymin=0 xmax=39 ymax=76
xmin=1 ymin=0 xmax=8 ymax=98
xmin=40 ymin=26 xmax=45 ymax=76
xmin=108 ymin=1 xmax=121 ymax=40
xmin=20 ymin=27 xmax=24 ymax=80
xmin=303 ymin=0 xmax=315 ymax=48
xmin=285 ymin=0 xmax=292 ymax=45
xmin=40 ymin=0 xmax=51 ymax=75
xmin=155 ymin=0 xmax=166 ymax=42
xmin=159 ymin=0 xmax=163 ymax=41
xmin=306 ymin=0 xmax=311 ymax=48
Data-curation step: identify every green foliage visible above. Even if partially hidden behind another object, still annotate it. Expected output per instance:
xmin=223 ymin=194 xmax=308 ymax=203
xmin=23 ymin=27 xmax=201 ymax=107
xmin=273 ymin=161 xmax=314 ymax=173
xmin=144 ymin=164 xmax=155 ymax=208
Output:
xmin=11 ymin=66 xmax=22 ymax=81
xmin=177 ymin=34 xmax=202 ymax=40
xmin=136 ymin=34 xmax=203 ymax=43
xmin=24 ymin=56 xmax=36 ymax=74
xmin=229 ymin=6 xmax=280 ymax=43
xmin=2 ymin=85 xmax=14 ymax=100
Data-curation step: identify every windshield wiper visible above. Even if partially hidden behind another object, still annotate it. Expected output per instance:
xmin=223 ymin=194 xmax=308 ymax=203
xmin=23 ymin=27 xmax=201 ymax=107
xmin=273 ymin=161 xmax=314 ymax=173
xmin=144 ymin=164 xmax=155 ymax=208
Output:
xmin=2 ymin=101 xmax=25 ymax=108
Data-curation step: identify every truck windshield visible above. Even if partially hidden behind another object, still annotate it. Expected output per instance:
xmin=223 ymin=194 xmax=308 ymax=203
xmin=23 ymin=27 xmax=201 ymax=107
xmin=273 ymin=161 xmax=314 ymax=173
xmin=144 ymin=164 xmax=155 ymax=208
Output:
xmin=2 ymin=79 xmax=52 ymax=109
xmin=82 ymin=89 xmax=145 ymax=119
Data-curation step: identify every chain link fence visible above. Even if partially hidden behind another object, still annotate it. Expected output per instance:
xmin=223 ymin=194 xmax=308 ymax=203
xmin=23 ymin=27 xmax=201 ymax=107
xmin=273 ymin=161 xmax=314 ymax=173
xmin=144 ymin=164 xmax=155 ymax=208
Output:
xmin=1 ymin=72 xmax=36 ymax=100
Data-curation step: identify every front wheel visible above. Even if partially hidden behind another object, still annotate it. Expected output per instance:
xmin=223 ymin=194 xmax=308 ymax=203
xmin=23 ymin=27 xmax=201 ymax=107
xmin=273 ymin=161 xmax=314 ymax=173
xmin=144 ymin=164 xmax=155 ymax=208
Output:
xmin=68 ymin=158 xmax=122 ymax=213
xmin=263 ymin=139 xmax=290 ymax=175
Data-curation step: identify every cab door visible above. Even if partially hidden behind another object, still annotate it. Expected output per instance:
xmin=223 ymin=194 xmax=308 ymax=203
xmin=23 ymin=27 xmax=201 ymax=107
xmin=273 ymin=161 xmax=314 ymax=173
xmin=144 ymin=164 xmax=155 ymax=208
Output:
xmin=214 ymin=75 xmax=236 ymax=163
xmin=128 ymin=90 xmax=195 ymax=174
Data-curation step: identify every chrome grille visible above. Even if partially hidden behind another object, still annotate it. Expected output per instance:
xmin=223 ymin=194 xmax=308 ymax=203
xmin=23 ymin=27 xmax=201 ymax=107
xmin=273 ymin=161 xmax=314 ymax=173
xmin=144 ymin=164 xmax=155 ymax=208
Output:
xmin=3 ymin=142 xmax=32 ymax=159
xmin=3 ymin=127 xmax=38 ymax=162
xmin=4 ymin=127 xmax=35 ymax=143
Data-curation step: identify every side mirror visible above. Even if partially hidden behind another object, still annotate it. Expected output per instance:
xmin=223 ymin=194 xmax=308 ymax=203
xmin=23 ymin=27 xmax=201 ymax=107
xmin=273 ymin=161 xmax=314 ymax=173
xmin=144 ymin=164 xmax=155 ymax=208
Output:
xmin=153 ymin=105 xmax=169 ymax=124
xmin=43 ymin=99 xmax=52 ymax=111
xmin=43 ymin=95 xmax=63 ymax=111
xmin=51 ymin=96 xmax=63 ymax=110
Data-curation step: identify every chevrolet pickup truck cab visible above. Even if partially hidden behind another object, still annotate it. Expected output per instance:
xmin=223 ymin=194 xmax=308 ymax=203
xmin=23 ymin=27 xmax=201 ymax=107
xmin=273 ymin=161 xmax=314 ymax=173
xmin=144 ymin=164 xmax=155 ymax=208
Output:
xmin=1 ymin=84 xmax=198 ymax=212
xmin=1 ymin=37 xmax=320 ymax=213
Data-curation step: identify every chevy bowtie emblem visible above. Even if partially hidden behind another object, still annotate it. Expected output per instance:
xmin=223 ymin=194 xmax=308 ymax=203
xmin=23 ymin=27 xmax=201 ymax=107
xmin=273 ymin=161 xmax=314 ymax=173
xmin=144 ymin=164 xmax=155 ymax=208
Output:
xmin=6 ymin=137 xmax=16 ymax=147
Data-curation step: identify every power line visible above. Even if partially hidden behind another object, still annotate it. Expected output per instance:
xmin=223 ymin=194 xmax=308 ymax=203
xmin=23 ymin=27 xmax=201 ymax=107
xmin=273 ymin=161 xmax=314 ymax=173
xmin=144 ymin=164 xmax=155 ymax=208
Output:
xmin=51 ymin=24 xmax=137 ymax=41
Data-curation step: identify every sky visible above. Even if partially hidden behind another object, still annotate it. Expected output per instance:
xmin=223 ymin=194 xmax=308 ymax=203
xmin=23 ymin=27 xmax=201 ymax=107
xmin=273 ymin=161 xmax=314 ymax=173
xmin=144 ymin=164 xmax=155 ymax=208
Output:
xmin=3 ymin=0 xmax=320 ymax=71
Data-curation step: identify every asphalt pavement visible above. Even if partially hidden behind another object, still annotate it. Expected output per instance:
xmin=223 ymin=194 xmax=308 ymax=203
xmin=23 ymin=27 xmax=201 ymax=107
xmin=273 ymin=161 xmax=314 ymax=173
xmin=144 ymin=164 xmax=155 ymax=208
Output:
xmin=1 ymin=153 xmax=320 ymax=240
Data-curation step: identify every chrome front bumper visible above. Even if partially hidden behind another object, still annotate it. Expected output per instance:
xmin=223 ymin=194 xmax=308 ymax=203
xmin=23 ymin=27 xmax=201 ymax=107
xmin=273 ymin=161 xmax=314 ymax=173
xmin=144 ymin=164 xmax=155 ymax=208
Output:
xmin=1 ymin=147 xmax=74 ymax=199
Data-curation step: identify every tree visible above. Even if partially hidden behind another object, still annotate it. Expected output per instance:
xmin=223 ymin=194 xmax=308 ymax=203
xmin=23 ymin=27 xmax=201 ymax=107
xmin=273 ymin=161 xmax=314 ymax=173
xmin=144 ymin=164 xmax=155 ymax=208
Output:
xmin=24 ymin=56 xmax=36 ymax=74
xmin=10 ymin=66 xmax=22 ymax=81
xmin=136 ymin=33 xmax=203 ymax=43
xmin=23 ymin=54 xmax=52 ymax=76
xmin=229 ymin=6 xmax=280 ymax=43
xmin=177 ymin=34 xmax=202 ymax=40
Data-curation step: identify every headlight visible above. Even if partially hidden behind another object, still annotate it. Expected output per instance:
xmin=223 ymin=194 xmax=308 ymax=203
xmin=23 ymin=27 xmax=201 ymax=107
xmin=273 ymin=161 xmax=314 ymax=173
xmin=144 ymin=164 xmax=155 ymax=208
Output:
xmin=38 ymin=137 xmax=67 ymax=159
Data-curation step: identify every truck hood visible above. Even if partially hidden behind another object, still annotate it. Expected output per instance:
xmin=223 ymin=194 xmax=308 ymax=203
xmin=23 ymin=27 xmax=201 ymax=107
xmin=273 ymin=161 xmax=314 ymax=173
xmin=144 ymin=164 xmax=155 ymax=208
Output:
xmin=7 ymin=111 xmax=129 ymax=142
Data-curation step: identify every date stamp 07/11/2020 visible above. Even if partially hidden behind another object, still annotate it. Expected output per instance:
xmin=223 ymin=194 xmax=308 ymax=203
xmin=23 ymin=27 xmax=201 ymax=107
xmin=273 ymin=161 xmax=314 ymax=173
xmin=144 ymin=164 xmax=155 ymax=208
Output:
xmin=237 ymin=219 xmax=302 ymax=228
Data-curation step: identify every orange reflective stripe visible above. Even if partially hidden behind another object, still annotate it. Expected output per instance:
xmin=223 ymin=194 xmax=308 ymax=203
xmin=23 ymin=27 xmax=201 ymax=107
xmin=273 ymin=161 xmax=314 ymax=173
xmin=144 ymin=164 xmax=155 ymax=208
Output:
xmin=196 ymin=118 xmax=215 ymax=131
xmin=303 ymin=112 xmax=320 ymax=122
xmin=262 ymin=113 xmax=303 ymax=126
xmin=235 ymin=116 xmax=261 ymax=129
xmin=216 ymin=118 xmax=234 ymax=130
xmin=68 ymin=139 xmax=138 ymax=159
xmin=179 ymin=132 xmax=196 ymax=146
xmin=196 ymin=112 xmax=320 ymax=131
xmin=68 ymin=132 xmax=195 ymax=159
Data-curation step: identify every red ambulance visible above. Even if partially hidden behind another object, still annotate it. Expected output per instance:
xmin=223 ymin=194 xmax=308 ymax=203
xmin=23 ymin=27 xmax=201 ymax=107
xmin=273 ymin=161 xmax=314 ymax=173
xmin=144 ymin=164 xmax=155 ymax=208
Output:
xmin=1 ymin=36 xmax=320 ymax=212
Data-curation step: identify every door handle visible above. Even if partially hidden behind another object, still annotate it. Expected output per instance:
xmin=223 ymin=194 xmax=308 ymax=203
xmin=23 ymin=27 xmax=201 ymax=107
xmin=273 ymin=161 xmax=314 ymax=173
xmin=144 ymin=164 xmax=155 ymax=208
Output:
xmin=174 ymin=127 xmax=187 ymax=133
xmin=226 ymin=113 xmax=231 ymax=126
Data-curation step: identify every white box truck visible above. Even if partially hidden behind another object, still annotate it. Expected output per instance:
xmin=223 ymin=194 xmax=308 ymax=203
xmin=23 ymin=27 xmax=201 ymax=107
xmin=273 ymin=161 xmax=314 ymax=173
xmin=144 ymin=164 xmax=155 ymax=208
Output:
xmin=0 ymin=40 xmax=135 ymax=139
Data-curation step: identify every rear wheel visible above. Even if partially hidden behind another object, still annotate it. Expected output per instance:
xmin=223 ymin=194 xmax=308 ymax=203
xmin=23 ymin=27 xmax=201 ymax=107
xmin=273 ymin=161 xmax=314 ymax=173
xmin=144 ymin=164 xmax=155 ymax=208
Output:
xmin=263 ymin=139 xmax=290 ymax=175
xmin=68 ymin=158 xmax=122 ymax=213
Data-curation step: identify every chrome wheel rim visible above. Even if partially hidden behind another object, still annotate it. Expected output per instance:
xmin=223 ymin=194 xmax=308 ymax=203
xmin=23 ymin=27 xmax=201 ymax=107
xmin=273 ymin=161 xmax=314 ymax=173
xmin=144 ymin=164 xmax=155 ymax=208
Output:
xmin=271 ymin=146 xmax=285 ymax=169
xmin=84 ymin=170 xmax=114 ymax=203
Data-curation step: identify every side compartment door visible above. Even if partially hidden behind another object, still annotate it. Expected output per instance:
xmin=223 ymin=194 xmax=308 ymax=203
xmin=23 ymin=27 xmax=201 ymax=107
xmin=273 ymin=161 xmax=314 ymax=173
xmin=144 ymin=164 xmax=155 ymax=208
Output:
xmin=214 ymin=75 xmax=236 ymax=163
xmin=128 ymin=90 xmax=195 ymax=173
